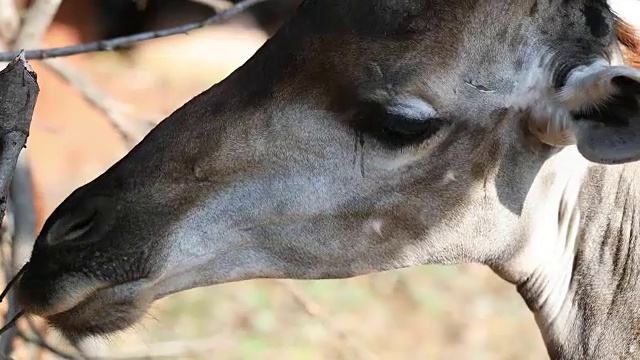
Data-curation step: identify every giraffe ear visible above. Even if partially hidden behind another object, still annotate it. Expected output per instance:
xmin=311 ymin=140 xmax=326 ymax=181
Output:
xmin=560 ymin=66 xmax=640 ymax=164
xmin=528 ymin=64 xmax=640 ymax=164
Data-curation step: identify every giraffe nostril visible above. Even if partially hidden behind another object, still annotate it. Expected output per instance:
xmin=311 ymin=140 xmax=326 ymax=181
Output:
xmin=41 ymin=196 xmax=114 ymax=247
xmin=46 ymin=209 xmax=97 ymax=245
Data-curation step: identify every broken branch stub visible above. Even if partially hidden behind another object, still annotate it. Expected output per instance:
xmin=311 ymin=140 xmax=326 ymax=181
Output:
xmin=0 ymin=52 xmax=39 ymax=226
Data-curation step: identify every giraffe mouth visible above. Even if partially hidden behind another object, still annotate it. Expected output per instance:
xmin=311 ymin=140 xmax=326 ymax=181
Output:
xmin=15 ymin=270 xmax=154 ymax=341
xmin=43 ymin=278 xmax=154 ymax=341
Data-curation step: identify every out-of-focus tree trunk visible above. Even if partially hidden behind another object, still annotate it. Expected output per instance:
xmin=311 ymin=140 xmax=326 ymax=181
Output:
xmin=0 ymin=52 xmax=39 ymax=358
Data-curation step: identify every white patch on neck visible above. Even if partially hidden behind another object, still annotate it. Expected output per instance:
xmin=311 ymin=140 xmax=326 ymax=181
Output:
xmin=443 ymin=170 xmax=457 ymax=184
xmin=515 ymin=147 xmax=591 ymax=327
xmin=365 ymin=219 xmax=384 ymax=238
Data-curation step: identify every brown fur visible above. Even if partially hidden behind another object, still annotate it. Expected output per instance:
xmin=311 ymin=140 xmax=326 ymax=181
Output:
xmin=615 ymin=16 xmax=640 ymax=68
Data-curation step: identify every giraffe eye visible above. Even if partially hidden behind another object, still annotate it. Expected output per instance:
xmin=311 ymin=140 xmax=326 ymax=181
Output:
xmin=382 ymin=111 xmax=441 ymax=136
xmin=351 ymin=98 xmax=444 ymax=147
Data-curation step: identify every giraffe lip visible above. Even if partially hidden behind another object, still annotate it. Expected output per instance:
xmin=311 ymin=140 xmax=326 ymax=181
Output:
xmin=41 ymin=278 xmax=155 ymax=340
xmin=17 ymin=271 xmax=152 ymax=319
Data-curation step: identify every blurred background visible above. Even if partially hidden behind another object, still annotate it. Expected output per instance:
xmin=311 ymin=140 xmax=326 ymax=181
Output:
xmin=4 ymin=0 xmax=638 ymax=359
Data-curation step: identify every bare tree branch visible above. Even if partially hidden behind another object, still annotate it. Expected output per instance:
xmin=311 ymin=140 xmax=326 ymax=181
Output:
xmin=43 ymin=59 xmax=152 ymax=147
xmin=0 ymin=52 xmax=38 ymax=255
xmin=0 ymin=1 xmax=61 ymax=354
xmin=20 ymin=317 xmax=82 ymax=360
xmin=12 ymin=0 xmax=62 ymax=50
xmin=0 ymin=0 xmax=20 ymax=43
xmin=28 ymin=0 xmax=266 ymax=149
xmin=16 ymin=330 xmax=79 ymax=360
xmin=0 ymin=0 xmax=63 ymax=278
xmin=0 ymin=0 xmax=270 ymax=61
xmin=0 ymin=0 xmax=267 ymax=149
xmin=0 ymin=51 xmax=39 ymax=356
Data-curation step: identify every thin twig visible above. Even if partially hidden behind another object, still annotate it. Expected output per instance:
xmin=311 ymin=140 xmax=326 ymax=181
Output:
xmin=1 ymin=20 xmax=152 ymax=148
xmin=0 ymin=311 xmax=23 ymax=337
xmin=42 ymin=58 xmax=148 ymax=147
xmin=4 ymin=249 xmax=82 ymax=359
xmin=0 ymin=265 xmax=27 ymax=304
xmin=17 ymin=330 xmax=79 ymax=360
xmin=22 ymin=318 xmax=82 ymax=360
xmin=0 ymin=0 xmax=271 ymax=61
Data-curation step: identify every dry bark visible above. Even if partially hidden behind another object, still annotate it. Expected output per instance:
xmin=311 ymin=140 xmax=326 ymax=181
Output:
xmin=0 ymin=52 xmax=39 ymax=357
